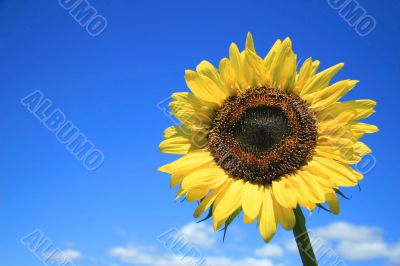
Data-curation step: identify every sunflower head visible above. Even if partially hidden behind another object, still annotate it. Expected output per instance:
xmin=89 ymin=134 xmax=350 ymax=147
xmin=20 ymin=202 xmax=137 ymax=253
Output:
xmin=159 ymin=33 xmax=378 ymax=242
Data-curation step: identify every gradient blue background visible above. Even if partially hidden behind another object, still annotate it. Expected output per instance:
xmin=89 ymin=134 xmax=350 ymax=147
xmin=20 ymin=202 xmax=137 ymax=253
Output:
xmin=1 ymin=1 xmax=399 ymax=265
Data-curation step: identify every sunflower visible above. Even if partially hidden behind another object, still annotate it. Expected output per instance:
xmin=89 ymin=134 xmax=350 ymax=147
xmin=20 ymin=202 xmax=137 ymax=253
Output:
xmin=158 ymin=33 xmax=377 ymax=243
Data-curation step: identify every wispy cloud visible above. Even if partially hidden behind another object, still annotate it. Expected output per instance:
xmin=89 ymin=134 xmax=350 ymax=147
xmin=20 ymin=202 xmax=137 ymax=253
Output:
xmin=108 ymin=245 xmax=283 ymax=266
xmin=254 ymin=244 xmax=284 ymax=258
xmin=48 ymin=249 xmax=82 ymax=263
xmin=179 ymin=222 xmax=216 ymax=249
xmin=99 ymin=221 xmax=400 ymax=266
xmin=295 ymin=221 xmax=400 ymax=265
xmin=313 ymin=222 xmax=382 ymax=242
xmin=108 ymin=222 xmax=285 ymax=266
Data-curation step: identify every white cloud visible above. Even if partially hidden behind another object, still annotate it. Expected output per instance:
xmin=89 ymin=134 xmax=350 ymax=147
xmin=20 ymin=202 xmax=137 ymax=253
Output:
xmin=207 ymin=256 xmax=283 ymax=266
xmin=179 ymin=222 xmax=216 ymax=249
xmin=337 ymin=240 xmax=400 ymax=264
xmin=255 ymin=244 xmax=284 ymax=258
xmin=313 ymin=222 xmax=382 ymax=242
xmin=390 ymin=245 xmax=400 ymax=265
xmin=296 ymin=221 xmax=400 ymax=265
xmin=48 ymin=249 xmax=82 ymax=263
xmin=284 ymin=240 xmax=298 ymax=253
xmin=108 ymin=222 xmax=285 ymax=266
xmin=62 ymin=241 xmax=76 ymax=248
xmin=108 ymin=245 xmax=284 ymax=266
xmin=108 ymin=245 xmax=165 ymax=266
xmin=337 ymin=240 xmax=389 ymax=260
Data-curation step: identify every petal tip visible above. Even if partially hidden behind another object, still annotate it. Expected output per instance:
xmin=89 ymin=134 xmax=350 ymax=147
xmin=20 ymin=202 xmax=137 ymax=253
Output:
xmin=158 ymin=164 xmax=170 ymax=173
xmin=245 ymin=32 xmax=255 ymax=52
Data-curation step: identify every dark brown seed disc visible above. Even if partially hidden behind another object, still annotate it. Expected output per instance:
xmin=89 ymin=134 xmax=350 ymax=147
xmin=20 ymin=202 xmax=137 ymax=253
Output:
xmin=207 ymin=87 xmax=318 ymax=185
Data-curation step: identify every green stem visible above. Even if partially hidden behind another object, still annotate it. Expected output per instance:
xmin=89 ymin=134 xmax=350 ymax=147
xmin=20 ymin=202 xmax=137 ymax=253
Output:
xmin=293 ymin=206 xmax=318 ymax=266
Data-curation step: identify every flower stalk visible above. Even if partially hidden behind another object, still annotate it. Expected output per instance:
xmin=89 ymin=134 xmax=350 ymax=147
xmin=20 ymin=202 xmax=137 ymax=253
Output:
xmin=293 ymin=206 xmax=318 ymax=266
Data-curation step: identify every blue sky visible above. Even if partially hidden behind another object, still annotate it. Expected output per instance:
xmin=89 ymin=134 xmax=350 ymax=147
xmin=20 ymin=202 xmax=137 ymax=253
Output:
xmin=0 ymin=0 xmax=399 ymax=265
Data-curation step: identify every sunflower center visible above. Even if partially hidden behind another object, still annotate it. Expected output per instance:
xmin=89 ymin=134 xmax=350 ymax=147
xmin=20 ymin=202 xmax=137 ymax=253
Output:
xmin=232 ymin=106 xmax=292 ymax=155
xmin=208 ymin=87 xmax=317 ymax=185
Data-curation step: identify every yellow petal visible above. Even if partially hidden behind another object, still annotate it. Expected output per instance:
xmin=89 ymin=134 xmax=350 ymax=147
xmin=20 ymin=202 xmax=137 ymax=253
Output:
xmin=185 ymin=70 xmax=225 ymax=106
xmin=169 ymin=101 xmax=212 ymax=129
xmin=308 ymin=156 xmax=362 ymax=187
xmin=311 ymin=60 xmax=321 ymax=73
xmin=301 ymin=168 xmax=333 ymax=193
xmin=163 ymin=125 xmax=183 ymax=139
xmin=242 ymin=182 xmax=263 ymax=224
xmin=171 ymin=92 xmax=214 ymax=115
xmin=175 ymin=186 xmax=186 ymax=200
xmin=158 ymin=150 xmax=213 ymax=175
xmin=317 ymin=134 xmax=356 ymax=150
xmin=245 ymin=32 xmax=256 ymax=53
xmin=186 ymin=188 xmax=209 ymax=202
xmin=258 ymin=188 xmax=277 ymax=243
xmin=229 ymin=43 xmax=247 ymax=92
xmin=294 ymin=58 xmax=320 ymax=95
xmin=307 ymin=80 xmax=358 ymax=110
xmin=272 ymin=196 xmax=296 ymax=230
xmin=264 ymin=39 xmax=282 ymax=69
xmin=162 ymin=125 xmax=208 ymax=152
xmin=300 ymin=63 xmax=344 ymax=97
xmin=315 ymin=146 xmax=361 ymax=165
xmin=196 ymin=60 xmax=230 ymax=97
xmin=196 ymin=61 xmax=223 ymax=88
xmin=353 ymin=141 xmax=372 ymax=156
xmin=267 ymin=38 xmax=297 ymax=91
xmin=159 ymin=137 xmax=192 ymax=154
xmin=242 ymin=49 xmax=268 ymax=88
xmin=350 ymin=122 xmax=379 ymax=138
xmin=164 ymin=125 xmax=201 ymax=139
xmin=296 ymin=171 xmax=325 ymax=203
xmin=181 ymin=167 xmax=228 ymax=190
xmin=272 ymin=179 xmax=297 ymax=209
xmin=240 ymin=51 xmax=255 ymax=88
xmin=286 ymin=174 xmax=320 ymax=210
xmin=212 ymin=179 xmax=243 ymax=231
xmin=316 ymin=100 xmax=376 ymax=122
xmin=318 ymin=111 xmax=359 ymax=138
xmin=219 ymin=58 xmax=236 ymax=95
xmin=193 ymin=178 xmax=233 ymax=218
xmin=325 ymin=192 xmax=340 ymax=214
xmin=170 ymin=174 xmax=184 ymax=188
